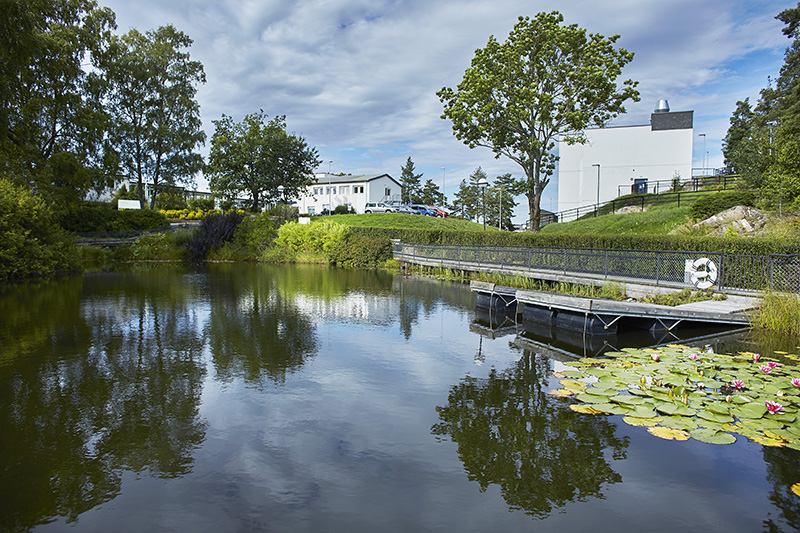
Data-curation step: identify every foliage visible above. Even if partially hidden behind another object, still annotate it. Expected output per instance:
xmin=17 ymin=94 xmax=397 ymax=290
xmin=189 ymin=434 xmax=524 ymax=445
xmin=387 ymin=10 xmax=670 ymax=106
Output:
xmin=751 ymin=292 xmax=800 ymax=335
xmin=562 ymin=345 xmax=800 ymax=450
xmin=0 ymin=0 xmax=118 ymax=206
xmin=185 ymin=211 xmax=245 ymax=263
xmin=642 ymin=289 xmax=727 ymax=306
xmin=128 ymin=231 xmax=187 ymax=261
xmin=689 ymin=191 xmax=756 ymax=220
xmin=722 ymin=4 xmax=800 ymax=206
xmin=187 ymin=197 xmax=215 ymax=211
xmin=59 ymin=204 xmax=168 ymax=232
xmin=101 ymin=25 xmax=206 ymax=209
xmin=267 ymin=203 xmax=299 ymax=219
xmin=484 ymin=173 xmax=525 ymax=231
xmin=0 ymin=178 xmax=77 ymax=281
xmin=207 ymin=111 xmax=320 ymax=212
xmin=399 ymin=157 xmax=422 ymax=204
xmin=438 ymin=12 xmax=639 ymax=231
xmin=451 ymin=167 xmax=487 ymax=222
xmin=154 ymin=187 xmax=189 ymax=210
xmin=333 ymin=204 xmax=354 ymax=215
xmin=418 ymin=179 xmax=443 ymax=205
xmin=274 ymin=220 xmax=347 ymax=258
xmin=326 ymin=233 xmax=393 ymax=268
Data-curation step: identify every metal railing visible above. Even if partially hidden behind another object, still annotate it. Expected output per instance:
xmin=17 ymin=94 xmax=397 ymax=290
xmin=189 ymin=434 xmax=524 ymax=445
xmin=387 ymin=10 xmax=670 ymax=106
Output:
xmin=395 ymin=243 xmax=800 ymax=293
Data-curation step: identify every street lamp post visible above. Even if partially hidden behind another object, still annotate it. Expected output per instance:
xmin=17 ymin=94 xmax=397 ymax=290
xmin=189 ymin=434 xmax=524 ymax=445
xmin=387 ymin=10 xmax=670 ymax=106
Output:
xmin=441 ymin=167 xmax=446 ymax=205
xmin=699 ymin=134 xmax=706 ymax=176
xmin=477 ymin=176 xmax=489 ymax=230
xmin=328 ymin=160 xmax=333 ymax=214
xmin=592 ymin=164 xmax=600 ymax=212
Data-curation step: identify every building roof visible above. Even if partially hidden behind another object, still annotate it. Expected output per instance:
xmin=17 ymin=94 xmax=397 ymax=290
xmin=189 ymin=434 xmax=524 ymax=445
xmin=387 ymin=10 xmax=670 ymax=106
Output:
xmin=313 ymin=173 xmax=400 ymax=186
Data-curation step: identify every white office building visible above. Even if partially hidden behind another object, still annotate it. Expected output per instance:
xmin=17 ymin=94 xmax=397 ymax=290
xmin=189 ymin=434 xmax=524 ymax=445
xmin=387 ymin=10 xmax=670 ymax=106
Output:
xmin=557 ymin=101 xmax=693 ymax=218
xmin=296 ymin=173 xmax=401 ymax=215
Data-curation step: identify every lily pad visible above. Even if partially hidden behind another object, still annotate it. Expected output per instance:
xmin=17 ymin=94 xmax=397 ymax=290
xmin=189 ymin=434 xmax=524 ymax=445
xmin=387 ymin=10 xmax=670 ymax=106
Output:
xmin=648 ymin=426 xmax=691 ymax=441
xmin=549 ymin=388 xmax=576 ymax=398
xmin=560 ymin=379 xmax=587 ymax=390
xmin=691 ymin=429 xmax=737 ymax=445
xmin=559 ymin=370 xmax=587 ymax=379
xmin=659 ymin=416 xmax=698 ymax=431
xmin=570 ymin=404 xmax=603 ymax=415
xmin=623 ymin=416 xmax=661 ymax=427
xmin=591 ymin=403 xmax=630 ymax=415
xmin=655 ymin=402 xmax=697 ymax=417
xmin=628 ymin=406 xmax=659 ymax=419
xmin=696 ymin=411 xmax=735 ymax=424
xmin=733 ymin=402 xmax=768 ymax=419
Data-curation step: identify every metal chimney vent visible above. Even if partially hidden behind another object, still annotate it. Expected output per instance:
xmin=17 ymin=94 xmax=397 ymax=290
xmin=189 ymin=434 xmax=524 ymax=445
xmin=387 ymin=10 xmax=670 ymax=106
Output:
xmin=654 ymin=99 xmax=670 ymax=113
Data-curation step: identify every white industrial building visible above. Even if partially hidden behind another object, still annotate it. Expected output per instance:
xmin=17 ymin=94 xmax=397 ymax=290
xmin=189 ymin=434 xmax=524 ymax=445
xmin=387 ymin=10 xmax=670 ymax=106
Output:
xmin=557 ymin=101 xmax=693 ymax=218
xmin=296 ymin=173 xmax=401 ymax=215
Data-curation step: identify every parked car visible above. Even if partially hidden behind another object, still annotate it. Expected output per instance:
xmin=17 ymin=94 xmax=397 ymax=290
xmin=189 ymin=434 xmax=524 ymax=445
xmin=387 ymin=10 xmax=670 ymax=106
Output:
xmin=427 ymin=205 xmax=448 ymax=217
xmin=395 ymin=204 xmax=415 ymax=214
xmin=364 ymin=202 xmax=394 ymax=213
xmin=409 ymin=204 xmax=436 ymax=216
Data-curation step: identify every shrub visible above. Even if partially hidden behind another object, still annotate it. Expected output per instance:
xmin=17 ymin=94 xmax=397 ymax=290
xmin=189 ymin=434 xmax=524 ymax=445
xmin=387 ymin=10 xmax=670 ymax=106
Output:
xmin=59 ymin=204 xmax=169 ymax=232
xmin=333 ymin=205 xmax=354 ymax=215
xmin=188 ymin=198 xmax=216 ymax=211
xmin=274 ymin=220 xmax=347 ymax=255
xmin=689 ymin=191 xmax=755 ymax=220
xmin=186 ymin=211 xmax=245 ymax=263
xmin=268 ymin=204 xmax=299 ymax=219
xmin=326 ymin=233 xmax=393 ymax=268
xmin=0 ymin=178 xmax=77 ymax=281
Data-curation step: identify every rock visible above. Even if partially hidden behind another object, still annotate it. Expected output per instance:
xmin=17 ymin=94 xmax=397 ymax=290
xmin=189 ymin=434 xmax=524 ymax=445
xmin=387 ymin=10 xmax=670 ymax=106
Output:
xmin=692 ymin=206 xmax=769 ymax=236
xmin=615 ymin=205 xmax=646 ymax=215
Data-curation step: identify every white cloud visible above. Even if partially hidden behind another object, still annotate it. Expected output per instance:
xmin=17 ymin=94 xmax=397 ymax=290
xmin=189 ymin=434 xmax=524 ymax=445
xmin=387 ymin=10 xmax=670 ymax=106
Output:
xmin=99 ymin=0 xmax=797 ymax=218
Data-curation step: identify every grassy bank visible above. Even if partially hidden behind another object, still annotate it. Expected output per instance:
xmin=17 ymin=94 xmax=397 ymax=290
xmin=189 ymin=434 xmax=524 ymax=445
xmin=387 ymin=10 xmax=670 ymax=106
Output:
xmin=750 ymin=292 xmax=800 ymax=335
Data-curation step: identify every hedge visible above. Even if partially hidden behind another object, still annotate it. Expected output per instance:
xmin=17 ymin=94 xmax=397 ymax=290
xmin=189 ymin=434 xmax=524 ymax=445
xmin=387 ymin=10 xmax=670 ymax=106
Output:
xmin=347 ymin=226 xmax=800 ymax=256
xmin=59 ymin=204 xmax=169 ymax=232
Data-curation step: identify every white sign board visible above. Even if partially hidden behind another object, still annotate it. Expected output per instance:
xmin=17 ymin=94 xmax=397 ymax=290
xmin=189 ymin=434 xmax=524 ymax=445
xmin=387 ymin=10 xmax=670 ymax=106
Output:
xmin=118 ymin=199 xmax=141 ymax=210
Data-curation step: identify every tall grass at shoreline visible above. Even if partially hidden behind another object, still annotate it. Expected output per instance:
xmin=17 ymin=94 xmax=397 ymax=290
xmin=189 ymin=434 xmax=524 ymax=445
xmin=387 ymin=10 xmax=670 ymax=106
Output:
xmin=751 ymin=292 xmax=800 ymax=335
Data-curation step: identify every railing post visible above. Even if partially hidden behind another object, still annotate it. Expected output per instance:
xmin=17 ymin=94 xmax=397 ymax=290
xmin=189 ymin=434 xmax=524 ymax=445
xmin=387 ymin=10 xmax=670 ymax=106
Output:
xmin=656 ymin=253 xmax=661 ymax=285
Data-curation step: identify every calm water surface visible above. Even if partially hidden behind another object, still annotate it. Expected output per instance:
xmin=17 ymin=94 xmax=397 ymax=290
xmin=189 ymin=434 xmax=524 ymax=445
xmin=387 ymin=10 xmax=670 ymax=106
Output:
xmin=0 ymin=264 xmax=798 ymax=532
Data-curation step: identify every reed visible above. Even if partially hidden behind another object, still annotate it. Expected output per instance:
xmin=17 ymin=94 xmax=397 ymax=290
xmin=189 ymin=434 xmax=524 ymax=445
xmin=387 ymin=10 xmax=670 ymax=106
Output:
xmin=750 ymin=291 xmax=800 ymax=335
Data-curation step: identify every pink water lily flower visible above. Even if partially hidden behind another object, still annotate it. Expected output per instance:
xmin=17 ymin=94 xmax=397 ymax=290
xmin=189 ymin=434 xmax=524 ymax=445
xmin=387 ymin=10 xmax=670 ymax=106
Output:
xmin=765 ymin=400 xmax=784 ymax=414
xmin=697 ymin=382 xmax=706 ymax=390
xmin=651 ymin=354 xmax=660 ymax=362
xmin=767 ymin=361 xmax=779 ymax=370
xmin=761 ymin=365 xmax=773 ymax=374
xmin=689 ymin=353 xmax=698 ymax=361
xmin=753 ymin=353 xmax=761 ymax=362
xmin=733 ymin=380 xmax=744 ymax=390
xmin=791 ymin=378 xmax=800 ymax=387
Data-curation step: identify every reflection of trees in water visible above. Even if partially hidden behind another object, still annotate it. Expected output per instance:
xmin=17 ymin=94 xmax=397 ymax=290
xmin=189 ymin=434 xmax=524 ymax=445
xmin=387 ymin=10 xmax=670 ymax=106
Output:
xmin=762 ymin=447 xmax=800 ymax=532
xmin=396 ymin=276 xmax=474 ymax=339
xmin=0 ymin=271 xmax=207 ymax=530
xmin=432 ymin=351 xmax=628 ymax=518
xmin=205 ymin=265 xmax=318 ymax=385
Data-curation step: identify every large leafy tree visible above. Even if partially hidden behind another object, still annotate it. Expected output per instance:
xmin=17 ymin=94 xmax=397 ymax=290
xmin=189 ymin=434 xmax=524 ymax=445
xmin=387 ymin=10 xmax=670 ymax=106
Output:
xmin=399 ymin=156 xmax=423 ymax=203
xmin=207 ymin=111 xmax=320 ymax=212
xmin=438 ymin=12 xmax=639 ymax=231
xmin=102 ymin=25 xmax=206 ymax=209
xmin=0 ymin=0 xmax=117 ymax=205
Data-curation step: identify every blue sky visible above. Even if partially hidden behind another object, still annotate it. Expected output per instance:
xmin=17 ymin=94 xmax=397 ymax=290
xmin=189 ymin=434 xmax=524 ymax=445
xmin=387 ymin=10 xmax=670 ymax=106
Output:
xmin=99 ymin=0 xmax=797 ymax=219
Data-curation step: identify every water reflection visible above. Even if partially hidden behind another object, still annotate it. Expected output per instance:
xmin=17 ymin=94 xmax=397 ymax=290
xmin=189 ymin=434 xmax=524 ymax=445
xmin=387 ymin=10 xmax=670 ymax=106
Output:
xmin=205 ymin=265 xmax=318 ymax=385
xmin=432 ymin=350 xmax=629 ymax=518
xmin=0 ymin=271 xmax=208 ymax=530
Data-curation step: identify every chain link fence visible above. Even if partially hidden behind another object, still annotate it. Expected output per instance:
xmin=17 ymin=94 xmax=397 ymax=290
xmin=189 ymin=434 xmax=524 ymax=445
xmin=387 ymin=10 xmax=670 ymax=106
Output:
xmin=395 ymin=242 xmax=800 ymax=293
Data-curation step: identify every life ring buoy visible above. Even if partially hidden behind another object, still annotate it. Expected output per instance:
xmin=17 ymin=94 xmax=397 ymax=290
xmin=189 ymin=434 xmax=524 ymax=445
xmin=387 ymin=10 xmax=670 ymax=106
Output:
xmin=690 ymin=257 xmax=718 ymax=289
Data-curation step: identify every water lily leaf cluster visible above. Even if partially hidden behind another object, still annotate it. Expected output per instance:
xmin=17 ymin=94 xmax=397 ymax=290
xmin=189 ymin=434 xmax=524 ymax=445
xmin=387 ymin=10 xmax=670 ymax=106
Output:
xmin=552 ymin=345 xmax=800 ymax=448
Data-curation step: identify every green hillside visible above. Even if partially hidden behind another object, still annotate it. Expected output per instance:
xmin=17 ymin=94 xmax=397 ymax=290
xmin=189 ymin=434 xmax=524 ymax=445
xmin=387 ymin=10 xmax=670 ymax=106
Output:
xmin=312 ymin=213 xmax=496 ymax=231
xmin=540 ymin=205 xmax=692 ymax=235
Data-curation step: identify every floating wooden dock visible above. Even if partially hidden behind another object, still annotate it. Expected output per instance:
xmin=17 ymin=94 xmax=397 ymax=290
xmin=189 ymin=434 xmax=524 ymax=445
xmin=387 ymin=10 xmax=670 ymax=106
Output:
xmin=470 ymin=281 xmax=757 ymax=336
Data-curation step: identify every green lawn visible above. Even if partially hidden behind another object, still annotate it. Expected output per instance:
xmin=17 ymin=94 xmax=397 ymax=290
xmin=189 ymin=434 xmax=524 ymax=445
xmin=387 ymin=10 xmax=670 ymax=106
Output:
xmin=541 ymin=205 xmax=692 ymax=235
xmin=310 ymin=213 xmax=496 ymax=231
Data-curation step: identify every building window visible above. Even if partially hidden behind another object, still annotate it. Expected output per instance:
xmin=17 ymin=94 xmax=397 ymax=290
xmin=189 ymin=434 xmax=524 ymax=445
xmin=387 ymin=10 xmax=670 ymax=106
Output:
xmin=313 ymin=187 xmax=322 ymax=195
xmin=354 ymin=185 xmax=363 ymax=194
xmin=385 ymin=187 xmax=391 ymax=197
xmin=339 ymin=186 xmax=350 ymax=194
xmin=326 ymin=186 xmax=336 ymax=195
xmin=308 ymin=207 xmax=315 ymax=215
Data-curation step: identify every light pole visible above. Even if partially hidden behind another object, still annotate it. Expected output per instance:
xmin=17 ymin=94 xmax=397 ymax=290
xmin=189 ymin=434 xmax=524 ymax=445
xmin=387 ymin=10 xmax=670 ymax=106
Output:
xmin=441 ymin=167 xmax=446 ymax=205
xmin=699 ymin=133 xmax=706 ymax=175
xmin=477 ymin=176 xmax=488 ymax=230
xmin=592 ymin=164 xmax=600 ymax=211
xmin=328 ymin=160 xmax=333 ymax=214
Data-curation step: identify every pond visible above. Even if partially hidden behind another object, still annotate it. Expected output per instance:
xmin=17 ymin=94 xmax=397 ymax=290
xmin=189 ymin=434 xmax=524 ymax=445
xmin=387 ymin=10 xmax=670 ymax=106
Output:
xmin=0 ymin=264 xmax=798 ymax=532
